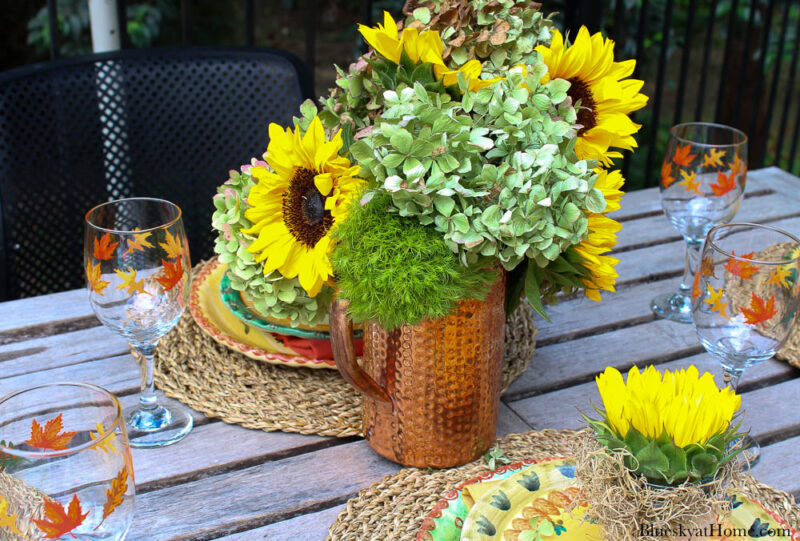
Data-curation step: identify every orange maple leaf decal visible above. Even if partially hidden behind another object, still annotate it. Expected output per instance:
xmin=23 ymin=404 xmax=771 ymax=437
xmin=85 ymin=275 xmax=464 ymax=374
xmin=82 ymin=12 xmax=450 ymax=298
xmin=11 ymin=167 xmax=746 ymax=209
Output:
xmin=678 ymin=169 xmax=702 ymax=195
xmin=766 ymin=265 xmax=792 ymax=288
xmin=26 ymin=414 xmax=76 ymax=451
xmin=725 ymin=250 xmax=758 ymax=279
xmin=86 ymin=261 xmax=109 ymax=295
xmin=155 ymin=258 xmax=184 ymax=292
xmin=93 ymin=233 xmax=119 ymax=261
xmin=31 ymin=495 xmax=88 ymax=539
xmin=702 ymin=148 xmax=726 ymax=168
xmin=123 ymin=229 xmax=154 ymax=256
xmin=731 ymin=154 xmax=747 ymax=177
xmin=709 ymin=170 xmax=737 ymax=196
xmin=115 ymin=268 xmax=149 ymax=296
xmin=661 ymin=162 xmax=675 ymax=188
xmin=96 ymin=468 xmax=129 ymax=529
xmin=740 ymin=292 xmax=777 ymax=325
xmin=692 ymin=273 xmax=703 ymax=301
xmin=159 ymin=230 xmax=183 ymax=260
xmin=704 ymin=285 xmax=730 ymax=320
xmin=672 ymin=144 xmax=697 ymax=167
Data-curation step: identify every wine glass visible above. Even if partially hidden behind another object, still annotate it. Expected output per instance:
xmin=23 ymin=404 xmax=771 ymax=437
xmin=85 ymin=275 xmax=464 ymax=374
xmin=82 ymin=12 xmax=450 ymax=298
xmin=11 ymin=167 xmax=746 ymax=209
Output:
xmin=652 ymin=122 xmax=748 ymax=323
xmin=0 ymin=382 xmax=135 ymax=540
xmin=692 ymin=222 xmax=800 ymax=464
xmin=85 ymin=197 xmax=193 ymax=447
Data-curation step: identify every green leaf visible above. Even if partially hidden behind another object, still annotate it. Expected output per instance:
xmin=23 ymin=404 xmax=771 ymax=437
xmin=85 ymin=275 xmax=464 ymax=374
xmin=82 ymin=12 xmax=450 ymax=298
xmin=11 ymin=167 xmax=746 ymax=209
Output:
xmin=433 ymin=195 xmax=456 ymax=217
xmin=635 ymin=440 xmax=670 ymax=476
xmin=413 ymin=7 xmax=431 ymax=24
xmin=450 ymin=47 xmax=468 ymax=66
xmin=548 ymin=78 xmax=571 ymax=95
xmin=403 ymin=158 xmax=425 ymax=178
xmin=451 ymin=213 xmax=470 ymax=233
xmin=382 ymin=153 xmax=404 ymax=169
xmin=481 ymin=205 xmax=502 ymax=228
xmin=624 ymin=428 xmax=650 ymax=455
xmin=585 ymin=188 xmax=608 ymax=214
xmin=505 ymin=259 xmax=528 ymax=316
xmin=390 ymin=130 xmax=413 ymax=155
xmin=349 ymin=140 xmax=373 ymax=163
xmin=690 ymin=452 xmax=718 ymax=478
xmin=409 ymin=139 xmax=435 ymax=158
xmin=660 ymin=441 xmax=688 ymax=476
xmin=299 ymin=99 xmax=317 ymax=120
xmin=525 ymin=264 xmax=550 ymax=322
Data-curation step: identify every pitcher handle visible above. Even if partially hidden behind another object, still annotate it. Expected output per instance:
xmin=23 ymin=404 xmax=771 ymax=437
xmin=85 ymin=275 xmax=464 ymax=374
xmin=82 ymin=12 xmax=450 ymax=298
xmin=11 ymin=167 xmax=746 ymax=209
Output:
xmin=330 ymin=298 xmax=392 ymax=404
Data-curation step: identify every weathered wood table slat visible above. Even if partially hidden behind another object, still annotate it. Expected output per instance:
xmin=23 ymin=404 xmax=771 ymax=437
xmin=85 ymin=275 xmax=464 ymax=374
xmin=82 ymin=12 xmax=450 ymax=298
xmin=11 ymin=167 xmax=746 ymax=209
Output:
xmin=0 ymin=167 xmax=798 ymax=540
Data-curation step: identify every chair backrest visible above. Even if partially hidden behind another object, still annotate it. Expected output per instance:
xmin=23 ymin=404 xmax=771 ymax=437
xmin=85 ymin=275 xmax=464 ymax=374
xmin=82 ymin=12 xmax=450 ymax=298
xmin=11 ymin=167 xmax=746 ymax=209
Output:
xmin=0 ymin=46 xmax=313 ymax=300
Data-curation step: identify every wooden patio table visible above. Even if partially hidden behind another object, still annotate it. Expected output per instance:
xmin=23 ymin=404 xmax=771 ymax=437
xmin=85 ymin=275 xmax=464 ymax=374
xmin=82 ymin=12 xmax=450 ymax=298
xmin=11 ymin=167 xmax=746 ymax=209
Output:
xmin=1 ymin=167 xmax=799 ymax=540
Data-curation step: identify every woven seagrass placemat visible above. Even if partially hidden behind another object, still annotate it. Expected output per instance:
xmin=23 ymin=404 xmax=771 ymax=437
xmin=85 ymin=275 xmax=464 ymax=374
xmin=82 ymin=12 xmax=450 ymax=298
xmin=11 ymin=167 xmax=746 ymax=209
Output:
xmin=727 ymin=242 xmax=800 ymax=369
xmin=0 ymin=472 xmax=47 ymax=540
xmin=153 ymin=262 xmax=538 ymax=438
xmin=326 ymin=429 xmax=800 ymax=540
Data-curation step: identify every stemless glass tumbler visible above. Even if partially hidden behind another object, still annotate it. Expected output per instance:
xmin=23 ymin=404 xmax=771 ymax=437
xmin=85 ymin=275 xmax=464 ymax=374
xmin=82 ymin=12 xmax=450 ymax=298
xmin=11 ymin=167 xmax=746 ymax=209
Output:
xmin=652 ymin=122 xmax=748 ymax=323
xmin=85 ymin=198 xmax=193 ymax=447
xmin=692 ymin=223 xmax=800 ymax=463
xmin=0 ymin=383 xmax=135 ymax=540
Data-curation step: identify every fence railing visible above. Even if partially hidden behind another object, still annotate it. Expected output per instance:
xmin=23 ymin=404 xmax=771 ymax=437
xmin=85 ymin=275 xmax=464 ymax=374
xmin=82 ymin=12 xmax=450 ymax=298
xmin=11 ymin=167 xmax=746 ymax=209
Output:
xmin=42 ymin=0 xmax=800 ymax=189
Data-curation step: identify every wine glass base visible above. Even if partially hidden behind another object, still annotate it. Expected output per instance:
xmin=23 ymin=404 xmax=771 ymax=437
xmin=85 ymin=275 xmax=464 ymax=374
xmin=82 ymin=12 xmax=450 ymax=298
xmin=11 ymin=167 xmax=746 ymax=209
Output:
xmin=124 ymin=394 xmax=194 ymax=448
xmin=651 ymin=292 xmax=693 ymax=324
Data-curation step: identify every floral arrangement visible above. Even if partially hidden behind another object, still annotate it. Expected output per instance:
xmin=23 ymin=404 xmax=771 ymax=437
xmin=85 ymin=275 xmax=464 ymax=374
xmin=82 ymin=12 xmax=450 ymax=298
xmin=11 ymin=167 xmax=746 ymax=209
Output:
xmin=587 ymin=365 xmax=744 ymax=485
xmin=212 ymin=0 xmax=647 ymax=330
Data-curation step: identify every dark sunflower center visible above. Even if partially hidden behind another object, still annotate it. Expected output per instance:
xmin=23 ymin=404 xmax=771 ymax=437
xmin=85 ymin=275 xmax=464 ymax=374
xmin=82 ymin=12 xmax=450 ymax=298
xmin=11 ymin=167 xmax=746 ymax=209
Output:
xmin=568 ymin=78 xmax=597 ymax=136
xmin=283 ymin=167 xmax=334 ymax=248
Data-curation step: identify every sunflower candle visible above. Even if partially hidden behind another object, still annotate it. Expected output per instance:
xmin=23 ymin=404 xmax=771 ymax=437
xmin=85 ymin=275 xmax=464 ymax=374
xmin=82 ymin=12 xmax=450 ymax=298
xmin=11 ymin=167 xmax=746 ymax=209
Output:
xmin=589 ymin=365 xmax=743 ymax=484
xmin=577 ymin=365 xmax=746 ymax=541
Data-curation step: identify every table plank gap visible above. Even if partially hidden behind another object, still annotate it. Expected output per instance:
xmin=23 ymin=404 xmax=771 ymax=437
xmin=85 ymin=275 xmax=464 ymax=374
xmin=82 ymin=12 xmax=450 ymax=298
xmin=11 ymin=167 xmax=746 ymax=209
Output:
xmin=127 ymin=440 xmax=401 ymax=540
xmin=136 ymin=435 xmax=358 ymax=495
xmin=0 ymin=315 xmax=100 ymax=346
xmin=216 ymin=503 xmax=345 ymax=540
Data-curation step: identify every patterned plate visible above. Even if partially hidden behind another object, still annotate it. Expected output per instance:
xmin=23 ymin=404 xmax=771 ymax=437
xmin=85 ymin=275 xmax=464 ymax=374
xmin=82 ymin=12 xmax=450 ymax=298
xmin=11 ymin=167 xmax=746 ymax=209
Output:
xmin=419 ymin=457 xmax=800 ymax=541
xmin=417 ymin=458 xmax=562 ymax=541
xmin=188 ymin=258 xmax=336 ymax=369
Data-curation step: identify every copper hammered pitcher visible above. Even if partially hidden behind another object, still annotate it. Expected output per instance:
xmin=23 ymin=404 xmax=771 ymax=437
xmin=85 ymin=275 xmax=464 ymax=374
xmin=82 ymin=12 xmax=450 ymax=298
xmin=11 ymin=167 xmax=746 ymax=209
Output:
xmin=329 ymin=277 xmax=506 ymax=468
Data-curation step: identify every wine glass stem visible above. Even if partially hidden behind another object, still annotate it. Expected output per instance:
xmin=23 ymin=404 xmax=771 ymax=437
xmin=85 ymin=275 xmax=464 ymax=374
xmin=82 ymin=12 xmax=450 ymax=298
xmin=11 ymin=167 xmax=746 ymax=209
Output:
xmin=722 ymin=367 xmax=743 ymax=391
xmin=679 ymin=239 xmax=702 ymax=295
xmin=134 ymin=343 xmax=159 ymax=411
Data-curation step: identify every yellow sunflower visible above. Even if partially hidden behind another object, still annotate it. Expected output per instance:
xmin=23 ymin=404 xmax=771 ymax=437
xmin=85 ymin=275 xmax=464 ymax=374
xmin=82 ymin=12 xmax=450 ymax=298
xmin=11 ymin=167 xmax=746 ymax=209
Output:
xmin=574 ymin=213 xmax=622 ymax=302
xmin=535 ymin=27 xmax=648 ymax=166
xmin=242 ymin=117 xmax=364 ymax=297
xmin=358 ymin=11 xmax=499 ymax=91
xmin=594 ymin=167 xmax=625 ymax=213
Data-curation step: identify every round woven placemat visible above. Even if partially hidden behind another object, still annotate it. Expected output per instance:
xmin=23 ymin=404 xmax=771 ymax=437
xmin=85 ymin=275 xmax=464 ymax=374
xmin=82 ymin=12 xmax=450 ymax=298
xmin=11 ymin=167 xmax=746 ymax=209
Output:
xmin=326 ymin=429 xmax=800 ymax=540
xmin=727 ymin=242 xmax=800 ymax=369
xmin=153 ymin=261 xmax=537 ymax=438
xmin=0 ymin=472 xmax=47 ymax=540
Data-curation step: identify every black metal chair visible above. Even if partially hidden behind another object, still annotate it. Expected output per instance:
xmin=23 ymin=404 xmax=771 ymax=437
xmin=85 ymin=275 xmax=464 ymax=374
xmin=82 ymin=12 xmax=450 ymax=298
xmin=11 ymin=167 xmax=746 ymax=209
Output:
xmin=0 ymin=46 xmax=314 ymax=300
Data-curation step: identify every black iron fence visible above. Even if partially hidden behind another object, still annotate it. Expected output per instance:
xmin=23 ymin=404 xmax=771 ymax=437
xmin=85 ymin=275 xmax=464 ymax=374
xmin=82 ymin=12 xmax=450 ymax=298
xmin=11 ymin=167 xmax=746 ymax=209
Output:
xmin=39 ymin=0 xmax=800 ymax=190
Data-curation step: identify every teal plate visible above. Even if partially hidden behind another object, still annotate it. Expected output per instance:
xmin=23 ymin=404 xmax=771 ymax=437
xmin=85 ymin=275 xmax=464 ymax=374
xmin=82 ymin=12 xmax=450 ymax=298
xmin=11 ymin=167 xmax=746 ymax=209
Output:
xmin=219 ymin=272 xmax=332 ymax=340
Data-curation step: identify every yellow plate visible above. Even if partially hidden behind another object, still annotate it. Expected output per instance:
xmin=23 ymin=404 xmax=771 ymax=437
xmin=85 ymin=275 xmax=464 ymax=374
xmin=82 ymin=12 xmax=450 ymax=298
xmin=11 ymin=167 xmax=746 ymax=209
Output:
xmin=460 ymin=458 xmax=800 ymax=541
xmin=188 ymin=258 xmax=336 ymax=369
